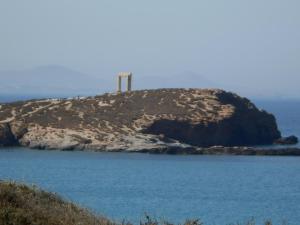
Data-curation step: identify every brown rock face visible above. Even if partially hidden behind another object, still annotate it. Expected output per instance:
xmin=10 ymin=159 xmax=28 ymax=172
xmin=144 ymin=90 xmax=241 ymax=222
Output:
xmin=0 ymin=123 xmax=17 ymax=146
xmin=0 ymin=89 xmax=281 ymax=150
xmin=144 ymin=91 xmax=281 ymax=147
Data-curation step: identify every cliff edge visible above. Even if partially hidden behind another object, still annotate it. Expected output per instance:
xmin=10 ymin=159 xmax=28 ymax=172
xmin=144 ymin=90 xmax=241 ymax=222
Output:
xmin=0 ymin=89 xmax=281 ymax=151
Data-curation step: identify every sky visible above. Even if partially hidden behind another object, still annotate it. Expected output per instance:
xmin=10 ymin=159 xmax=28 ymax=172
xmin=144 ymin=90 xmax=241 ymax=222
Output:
xmin=0 ymin=0 xmax=299 ymax=99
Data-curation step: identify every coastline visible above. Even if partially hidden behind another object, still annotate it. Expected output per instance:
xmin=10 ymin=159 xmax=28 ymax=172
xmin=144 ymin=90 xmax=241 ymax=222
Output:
xmin=2 ymin=145 xmax=300 ymax=156
xmin=141 ymin=146 xmax=300 ymax=156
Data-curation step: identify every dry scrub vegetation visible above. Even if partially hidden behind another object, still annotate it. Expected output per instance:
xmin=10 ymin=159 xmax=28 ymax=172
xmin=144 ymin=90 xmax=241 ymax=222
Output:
xmin=0 ymin=181 xmax=111 ymax=225
xmin=0 ymin=181 xmax=288 ymax=225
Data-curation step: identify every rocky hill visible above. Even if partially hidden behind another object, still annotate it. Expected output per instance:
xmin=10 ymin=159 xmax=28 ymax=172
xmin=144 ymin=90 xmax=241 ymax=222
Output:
xmin=0 ymin=89 xmax=282 ymax=151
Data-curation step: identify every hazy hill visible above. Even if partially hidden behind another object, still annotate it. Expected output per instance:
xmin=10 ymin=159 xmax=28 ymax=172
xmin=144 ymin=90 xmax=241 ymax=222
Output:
xmin=1 ymin=65 xmax=297 ymax=102
xmin=0 ymin=67 xmax=222 ymax=102
xmin=0 ymin=65 xmax=105 ymax=98
xmin=133 ymin=71 xmax=218 ymax=90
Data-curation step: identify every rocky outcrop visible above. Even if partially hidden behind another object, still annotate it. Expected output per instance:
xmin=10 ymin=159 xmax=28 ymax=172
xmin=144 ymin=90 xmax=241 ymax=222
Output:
xmin=0 ymin=89 xmax=283 ymax=151
xmin=274 ymin=135 xmax=298 ymax=145
xmin=138 ymin=146 xmax=300 ymax=156
xmin=0 ymin=123 xmax=17 ymax=146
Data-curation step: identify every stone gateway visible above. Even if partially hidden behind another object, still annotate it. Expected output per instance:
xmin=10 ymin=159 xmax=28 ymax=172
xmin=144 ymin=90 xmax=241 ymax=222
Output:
xmin=117 ymin=72 xmax=132 ymax=93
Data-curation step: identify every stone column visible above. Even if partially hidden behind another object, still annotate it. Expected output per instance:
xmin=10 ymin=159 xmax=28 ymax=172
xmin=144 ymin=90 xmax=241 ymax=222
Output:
xmin=117 ymin=76 xmax=122 ymax=93
xmin=127 ymin=75 xmax=132 ymax=92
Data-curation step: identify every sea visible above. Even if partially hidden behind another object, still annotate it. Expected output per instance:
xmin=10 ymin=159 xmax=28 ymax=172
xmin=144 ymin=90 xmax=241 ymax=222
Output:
xmin=0 ymin=100 xmax=300 ymax=225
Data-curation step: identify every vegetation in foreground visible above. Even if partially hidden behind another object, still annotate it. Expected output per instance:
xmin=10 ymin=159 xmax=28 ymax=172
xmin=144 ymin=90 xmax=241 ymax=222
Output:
xmin=0 ymin=181 xmax=289 ymax=225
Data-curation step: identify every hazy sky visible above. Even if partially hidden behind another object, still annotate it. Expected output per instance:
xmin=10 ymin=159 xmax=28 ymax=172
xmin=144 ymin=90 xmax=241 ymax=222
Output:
xmin=1 ymin=0 xmax=299 ymax=98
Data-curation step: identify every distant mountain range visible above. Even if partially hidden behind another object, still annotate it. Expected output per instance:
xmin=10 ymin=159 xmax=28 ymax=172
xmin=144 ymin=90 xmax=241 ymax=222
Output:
xmin=133 ymin=71 xmax=218 ymax=90
xmin=0 ymin=65 xmax=106 ymax=99
xmin=0 ymin=66 xmax=218 ymax=102
xmin=0 ymin=65 xmax=299 ymax=102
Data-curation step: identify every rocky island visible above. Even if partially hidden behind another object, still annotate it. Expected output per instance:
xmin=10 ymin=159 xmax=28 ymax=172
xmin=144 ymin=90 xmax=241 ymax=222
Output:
xmin=0 ymin=88 xmax=298 ymax=154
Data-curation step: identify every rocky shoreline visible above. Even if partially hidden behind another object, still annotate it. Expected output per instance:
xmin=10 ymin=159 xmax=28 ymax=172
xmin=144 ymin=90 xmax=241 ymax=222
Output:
xmin=4 ymin=144 xmax=298 ymax=156
xmin=134 ymin=146 xmax=300 ymax=156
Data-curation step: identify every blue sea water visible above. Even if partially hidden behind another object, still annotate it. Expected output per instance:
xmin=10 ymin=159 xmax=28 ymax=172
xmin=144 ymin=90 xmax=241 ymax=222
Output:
xmin=0 ymin=100 xmax=300 ymax=225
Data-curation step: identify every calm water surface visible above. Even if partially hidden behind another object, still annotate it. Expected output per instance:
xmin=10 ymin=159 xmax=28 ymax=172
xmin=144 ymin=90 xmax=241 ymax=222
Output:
xmin=1 ymin=149 xmax=300 ymax=224
xmin=0 ymin=101 xmax=299 ymax=224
